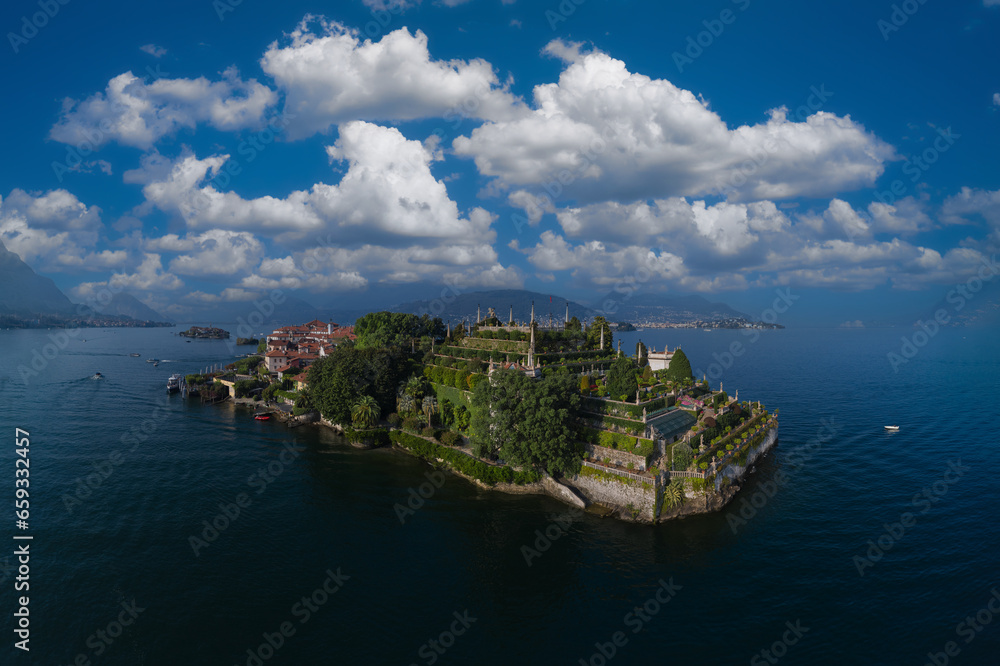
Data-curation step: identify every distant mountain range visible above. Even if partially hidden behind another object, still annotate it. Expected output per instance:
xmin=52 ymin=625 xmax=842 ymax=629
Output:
xmin=0 ymin=240 xmax=171 ymax=326
xmin=593 ymin=292 xmax=751 ymax=323
xmin=390 ymin=289 xmax=599 ymax=325
xmin=96 ymin=292 xmax=171 ymax=323
xmin=0 ymin=240 xmax=76 ymax=315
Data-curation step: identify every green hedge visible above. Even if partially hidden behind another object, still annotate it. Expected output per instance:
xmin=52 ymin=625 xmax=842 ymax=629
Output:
xmin=586 ymin=414 xmax=646 ymax=436
xmin=343 ymin=428 xmax=390 ymax=447
xmin=578 ymin=427 xmax=655 ymax=465
xmin=389 ymin=431 xmax=540 ymax=485
xmin=582 ymin=396 xmax=668 ymax=419
xmin=429 ymin=382 xmax=473 ymax=408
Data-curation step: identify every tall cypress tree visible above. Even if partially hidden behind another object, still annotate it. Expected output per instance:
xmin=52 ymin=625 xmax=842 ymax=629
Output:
xmin=667 ymin=348 xmax=693 ymax=383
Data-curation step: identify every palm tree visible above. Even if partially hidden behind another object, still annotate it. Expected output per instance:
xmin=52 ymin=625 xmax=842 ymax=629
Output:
xmin=398 ymin=392 xmax=416 ymax=415
xmin=663 ymin=481 xmax=684 ymax=508
xmin=351 ymin=395 xmax=380 ymax=429
xmin=405 ymin=375 xmax=424 ymax=398
xmin=421 ymin=395 xmax=437 ymax=424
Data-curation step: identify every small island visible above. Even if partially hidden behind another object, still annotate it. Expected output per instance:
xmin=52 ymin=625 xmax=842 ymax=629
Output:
xmin=180 ymin=326 xmax=230 ymax=339
xmin=191 ymin=307 xmax=779 ymax=523
xmin=235 ymin=337 xmax=260 ymax=346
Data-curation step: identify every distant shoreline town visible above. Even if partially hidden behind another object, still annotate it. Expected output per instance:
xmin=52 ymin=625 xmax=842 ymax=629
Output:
xmin=625 ymin=318 xmax=785 ymax=330
xmin=0 ymin=313 xmax=173 ymax=329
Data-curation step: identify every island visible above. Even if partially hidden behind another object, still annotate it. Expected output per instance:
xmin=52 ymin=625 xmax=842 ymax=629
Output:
xmin=191 ymin=308 xmax=778 ymax=523
xmin=235 ymin=337 xmax=260 ymax=346
xmin=180 ymin=326 xmax=230 ymax=339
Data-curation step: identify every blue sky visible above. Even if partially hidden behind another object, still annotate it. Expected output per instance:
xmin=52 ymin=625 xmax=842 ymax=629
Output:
xmin=1 ymin=0 xmax=999 ymax=323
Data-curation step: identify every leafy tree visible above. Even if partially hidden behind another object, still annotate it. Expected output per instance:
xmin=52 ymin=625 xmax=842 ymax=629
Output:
xmin=470 ymin=369 xmax=582 ymax=476
xmin=585 ymin=316 xmax=613 ymax=352
xmin=308 ymin=345 xmax=408 ymax=424
xmin=672 ymin=443 xmax=693 ymax=470
xmin=665 ymin=348 xmax=693 ymax=383
xmin=256 ymin=339 xmax=267 ymax=354
xmin=353 ymin=311 xmax=445 ymax=349
xmin=453 ymin=404 xmax=471 ymax=431
xmin=636 ymin=341 xmax=648 ymax=367
xmin=234 ymin=378 xmax=265 ymax=398
xmin=262 ymin=383 xmax=280 ymax=402
xmin=579 ymin=374 xmax=592 ymax=393
xmin=605 ymin=356 xmax=638 ymax=402
xmin=351 ymin=395 xmax=381 ymax=428
xmin=566 ymin=315 xmax=582 ymax=332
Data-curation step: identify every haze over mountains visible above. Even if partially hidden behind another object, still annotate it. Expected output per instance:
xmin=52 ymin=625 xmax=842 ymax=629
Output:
xmin=3 ymin=239 xmax=997 ymax=329
xmin=0 ymin=240 xmax=76 ymax=315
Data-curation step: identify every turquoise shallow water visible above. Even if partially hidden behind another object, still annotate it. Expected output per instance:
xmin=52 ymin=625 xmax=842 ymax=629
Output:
xmin=0 ymin=324 xmax=997 ymax=664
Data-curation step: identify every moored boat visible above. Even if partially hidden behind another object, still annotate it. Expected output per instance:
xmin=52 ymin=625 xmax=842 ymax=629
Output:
xmin=884 ymin=425 xmax=899 ymax=431
xmin=167 ymin=374 xmax=181 ymax=393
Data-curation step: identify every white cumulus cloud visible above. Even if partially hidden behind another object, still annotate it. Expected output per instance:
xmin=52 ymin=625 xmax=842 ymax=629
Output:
xmin=50 ymin=67 xmax=277 ymax=150
xmin=453 ymin=43 xmax=894 ymax=204
xmin=260 ymin=18 xmax=523 ymax=139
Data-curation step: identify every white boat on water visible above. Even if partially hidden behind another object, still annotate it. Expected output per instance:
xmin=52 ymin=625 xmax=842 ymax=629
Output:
xmin=884 ymin=425 xmax=900 ymax=432
xmin=167 ymin=374 xmax=182 ymax=393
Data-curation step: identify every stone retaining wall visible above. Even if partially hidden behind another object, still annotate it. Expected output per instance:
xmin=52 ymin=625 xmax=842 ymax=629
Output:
xmin=584 ymin=443 xmax=648 ymax=472
xmin=570 ymin=468 xmax=659 ymax=522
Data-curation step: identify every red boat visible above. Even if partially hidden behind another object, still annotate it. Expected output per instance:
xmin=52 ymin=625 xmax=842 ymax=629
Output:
xmin=254 ymin=414 xmax=271 ymax=421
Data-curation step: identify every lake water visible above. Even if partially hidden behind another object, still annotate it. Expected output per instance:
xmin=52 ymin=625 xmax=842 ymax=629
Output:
xmin=1 ymin=324 xmax=997 ymax=665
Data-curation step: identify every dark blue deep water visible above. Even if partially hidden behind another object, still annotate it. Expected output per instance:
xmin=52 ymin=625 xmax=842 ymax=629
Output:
xmin=1 ymin=324 xmax=998 ymax=665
